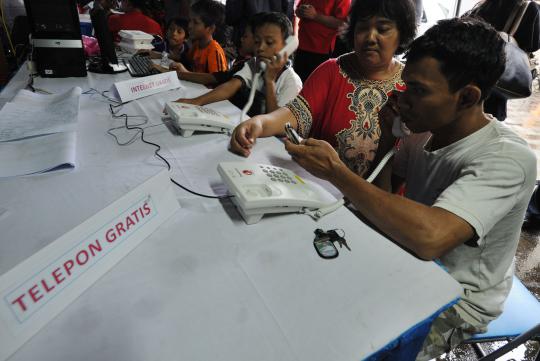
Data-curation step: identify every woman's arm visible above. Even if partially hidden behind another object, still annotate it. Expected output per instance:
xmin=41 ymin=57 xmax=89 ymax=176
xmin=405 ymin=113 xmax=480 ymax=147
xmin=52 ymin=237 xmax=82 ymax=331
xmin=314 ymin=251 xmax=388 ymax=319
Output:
xmin=229 ymin=107 xmax=298 ymax=156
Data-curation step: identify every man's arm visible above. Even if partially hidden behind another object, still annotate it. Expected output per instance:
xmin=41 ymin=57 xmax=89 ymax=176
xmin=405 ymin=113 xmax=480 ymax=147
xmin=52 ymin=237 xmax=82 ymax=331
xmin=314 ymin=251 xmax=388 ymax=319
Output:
xmin=285 ymin=139 xmax=475 ymax=260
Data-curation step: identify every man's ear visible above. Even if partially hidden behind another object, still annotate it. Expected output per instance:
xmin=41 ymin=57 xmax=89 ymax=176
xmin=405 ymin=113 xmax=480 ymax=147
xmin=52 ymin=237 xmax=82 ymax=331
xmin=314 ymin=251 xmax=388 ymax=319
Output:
xmin=207 ymin=24 xmax=216 ymax=35
xmin=457 ymin=84 xmax=482 ymax=110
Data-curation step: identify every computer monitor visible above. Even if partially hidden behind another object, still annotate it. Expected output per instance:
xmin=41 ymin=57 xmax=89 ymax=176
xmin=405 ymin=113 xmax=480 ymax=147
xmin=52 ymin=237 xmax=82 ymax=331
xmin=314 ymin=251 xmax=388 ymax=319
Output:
xmin=24 ymin=0 xmax=87 ymax=77
xmin=25 ymin=0 xmax=81 ymax=39
xmin=88 ymin=2 xmax=127 ymax=73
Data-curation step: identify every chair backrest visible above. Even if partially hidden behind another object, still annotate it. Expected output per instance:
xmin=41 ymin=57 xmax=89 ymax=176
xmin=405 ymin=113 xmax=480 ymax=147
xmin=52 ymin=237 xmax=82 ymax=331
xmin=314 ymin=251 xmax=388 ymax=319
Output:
xmin=468 ymin=276 xmax=540 ymax=342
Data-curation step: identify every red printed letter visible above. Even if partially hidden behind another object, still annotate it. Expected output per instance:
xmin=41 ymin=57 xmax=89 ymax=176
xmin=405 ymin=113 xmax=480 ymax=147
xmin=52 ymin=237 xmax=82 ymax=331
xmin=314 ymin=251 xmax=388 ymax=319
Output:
xmin=105 ymin=228 xmax=117 ymax=242
xmin=76 ymin=250 xmax=89 ymax=266
xmin=64 ymin=259 xmax=75 ymax=276
xmin=88 ymin=239 xmax=103 ymax=257
xmin=143 ymin=202 xmax=151 ymax=216
xmin=11 ymin=294 xmax=27 ymax=312
xmin=52 ymin=267 xmax=65 ymax=285
xmin=115 ymin=222 xmax=126 ymax=237
xmin=41 ymin=279 xmax=55 ymax=293
xmin=28 ymin=285 xmax=43 ymax=303
xmin=125 ymin=215 xmax=135 ymax=230
xmin=130 ymin=210 xmax=140 ymax=223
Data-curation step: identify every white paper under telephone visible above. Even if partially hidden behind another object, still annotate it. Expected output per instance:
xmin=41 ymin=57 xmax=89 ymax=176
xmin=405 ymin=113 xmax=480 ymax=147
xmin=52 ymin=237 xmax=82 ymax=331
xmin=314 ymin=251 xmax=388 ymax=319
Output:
xmin=218 ymin=162 xmax=335 ymax=224
xmin=164 ymin=102 xmax=236 ymax=137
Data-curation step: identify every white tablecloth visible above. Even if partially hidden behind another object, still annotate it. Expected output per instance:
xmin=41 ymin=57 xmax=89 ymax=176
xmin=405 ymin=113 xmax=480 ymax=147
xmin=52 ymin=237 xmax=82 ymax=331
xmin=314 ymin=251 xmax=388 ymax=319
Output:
xmin=0 ymin=68 xmax=462 ymax=361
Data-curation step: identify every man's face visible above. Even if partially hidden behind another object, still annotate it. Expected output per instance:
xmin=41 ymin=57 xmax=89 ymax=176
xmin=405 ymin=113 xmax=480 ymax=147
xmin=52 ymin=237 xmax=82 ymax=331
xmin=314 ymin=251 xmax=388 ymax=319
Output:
xmin=398 ymin=56 xmax=460 ymax=134
xmin=254 ymin=24 xmax=285 ymax=60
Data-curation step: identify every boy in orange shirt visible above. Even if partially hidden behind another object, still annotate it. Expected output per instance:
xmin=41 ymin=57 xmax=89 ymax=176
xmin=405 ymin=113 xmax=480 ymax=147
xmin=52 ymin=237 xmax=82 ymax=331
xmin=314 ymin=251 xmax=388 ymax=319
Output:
xmin=180 ymin=0 xmax=228 ymax=73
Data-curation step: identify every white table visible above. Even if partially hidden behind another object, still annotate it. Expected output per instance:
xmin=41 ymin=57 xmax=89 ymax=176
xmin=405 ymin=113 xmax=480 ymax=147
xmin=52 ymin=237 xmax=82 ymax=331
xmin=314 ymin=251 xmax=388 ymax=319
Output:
xmin=0 ymin=68 xmax=462 ymax=361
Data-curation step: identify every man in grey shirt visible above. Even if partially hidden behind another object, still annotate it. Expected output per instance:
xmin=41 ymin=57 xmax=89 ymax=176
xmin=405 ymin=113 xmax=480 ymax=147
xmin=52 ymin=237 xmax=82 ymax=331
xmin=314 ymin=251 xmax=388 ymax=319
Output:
xmin=285 ymin=18 xmax=537 ymax=360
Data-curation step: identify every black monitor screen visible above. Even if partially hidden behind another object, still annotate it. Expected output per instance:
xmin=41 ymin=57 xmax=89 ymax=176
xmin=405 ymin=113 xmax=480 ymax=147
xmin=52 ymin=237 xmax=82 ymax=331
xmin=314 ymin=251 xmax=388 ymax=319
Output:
xmin=90 ymin=2 xmax=120 ymax=70
xmin=24 ymin=0 xmax=81 ymax=38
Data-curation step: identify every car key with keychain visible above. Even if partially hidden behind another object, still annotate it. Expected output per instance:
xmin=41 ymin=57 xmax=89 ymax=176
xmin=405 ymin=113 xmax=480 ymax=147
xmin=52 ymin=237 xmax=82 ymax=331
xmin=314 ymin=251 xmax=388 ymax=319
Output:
xmin=313 ymin=228 xmax=350 ymax=259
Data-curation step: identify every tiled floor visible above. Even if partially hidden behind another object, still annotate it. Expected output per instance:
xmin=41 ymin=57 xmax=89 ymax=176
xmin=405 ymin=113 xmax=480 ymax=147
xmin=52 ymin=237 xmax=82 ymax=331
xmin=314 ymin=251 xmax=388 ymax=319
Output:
xmin=437 ymin=54 xmax=540 ymax=360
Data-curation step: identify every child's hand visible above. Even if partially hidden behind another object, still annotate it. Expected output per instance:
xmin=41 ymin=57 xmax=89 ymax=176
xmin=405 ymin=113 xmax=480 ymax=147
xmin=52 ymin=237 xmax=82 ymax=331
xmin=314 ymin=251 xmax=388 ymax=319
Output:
xmin=169 ymin=62 xmax=188 ymax=73
xmin=151 ymin=63 xmax=169 ymax=73
xmin=262 ymin=53 xmax=289 ymax=82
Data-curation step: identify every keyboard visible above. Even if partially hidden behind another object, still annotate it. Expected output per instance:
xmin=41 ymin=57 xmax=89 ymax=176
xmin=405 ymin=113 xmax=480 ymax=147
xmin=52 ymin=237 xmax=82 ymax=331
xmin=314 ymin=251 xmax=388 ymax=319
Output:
xmin=125 ymin=54 xmax=160 ymax=77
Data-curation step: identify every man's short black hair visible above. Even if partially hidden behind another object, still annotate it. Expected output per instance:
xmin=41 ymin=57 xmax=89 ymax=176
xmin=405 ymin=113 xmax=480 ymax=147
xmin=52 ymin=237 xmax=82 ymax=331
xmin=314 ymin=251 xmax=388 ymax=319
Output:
xmin=252 ymin=12 xmax=292 ymax=41
xmin=191 ymin=0 xmax=225 ymax=28
xmin=167 ymin=17 xmax=189 ymax=39
xmin=343 ymin=0 xmax=417 ymax=54
xmin=406 ymin=18 xmax=505 ymax=100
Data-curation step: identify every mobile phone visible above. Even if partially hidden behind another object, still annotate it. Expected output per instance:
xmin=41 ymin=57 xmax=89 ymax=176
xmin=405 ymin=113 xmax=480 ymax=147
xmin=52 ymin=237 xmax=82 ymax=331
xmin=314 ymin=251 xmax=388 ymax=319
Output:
xmin=284 ymin=122 xmax=302 ymax=145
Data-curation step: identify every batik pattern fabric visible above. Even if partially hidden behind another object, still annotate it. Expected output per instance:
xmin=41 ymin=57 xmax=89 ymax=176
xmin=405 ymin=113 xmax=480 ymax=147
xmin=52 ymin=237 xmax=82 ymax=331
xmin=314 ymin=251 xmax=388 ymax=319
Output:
xmin=285 ymin=53 xmax=405 ymax=177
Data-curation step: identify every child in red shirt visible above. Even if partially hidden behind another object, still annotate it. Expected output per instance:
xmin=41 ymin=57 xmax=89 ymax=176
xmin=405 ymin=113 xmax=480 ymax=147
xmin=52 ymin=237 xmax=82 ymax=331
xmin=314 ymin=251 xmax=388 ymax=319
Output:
xmin=108 ymin=0 xmax=163 ymax=41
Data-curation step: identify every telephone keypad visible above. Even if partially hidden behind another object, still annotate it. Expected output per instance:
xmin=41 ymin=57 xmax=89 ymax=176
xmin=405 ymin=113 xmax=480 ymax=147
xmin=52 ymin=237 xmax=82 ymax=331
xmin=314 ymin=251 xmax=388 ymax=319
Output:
xmin=259 ymin=165 xmax=297 ymax=184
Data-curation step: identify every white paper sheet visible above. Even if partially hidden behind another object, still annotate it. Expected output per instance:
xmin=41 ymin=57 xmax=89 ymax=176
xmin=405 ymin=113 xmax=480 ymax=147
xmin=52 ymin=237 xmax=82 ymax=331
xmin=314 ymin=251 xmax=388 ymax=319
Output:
xmin=0 ymin=87 xmax=81 ymax=142
xmin=0 ymin=132 xmax=76 ymax=177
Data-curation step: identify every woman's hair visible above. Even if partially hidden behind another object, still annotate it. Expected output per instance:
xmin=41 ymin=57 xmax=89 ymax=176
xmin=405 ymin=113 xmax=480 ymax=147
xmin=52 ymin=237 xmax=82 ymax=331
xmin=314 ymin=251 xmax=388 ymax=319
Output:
xmin=469 ymin=0 xmax=522 ymax=31
xmin=343 ymin=0 xmax=417 ymax=54
xmin=406 ymin=18 xmax=505 ymax=100
xmin=252 ymin=12 xmax=292 ymax=41
xmin=167 ymin=17 xmax=190 ymax=39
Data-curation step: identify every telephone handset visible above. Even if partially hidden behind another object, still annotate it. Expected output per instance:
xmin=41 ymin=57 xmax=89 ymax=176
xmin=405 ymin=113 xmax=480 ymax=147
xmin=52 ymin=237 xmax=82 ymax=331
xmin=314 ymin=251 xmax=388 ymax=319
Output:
xmin=258 ymin=36 xmax=299 ymax=71
xmin=218 ymin=161 xmax=335 ymax=224
xmin=386 ymin=90 xmax=410 ymax=138
xmin=164 ymin=102 xmax=236 ymax=137
xmin=392 ymin=116 xmax=410 ymax=138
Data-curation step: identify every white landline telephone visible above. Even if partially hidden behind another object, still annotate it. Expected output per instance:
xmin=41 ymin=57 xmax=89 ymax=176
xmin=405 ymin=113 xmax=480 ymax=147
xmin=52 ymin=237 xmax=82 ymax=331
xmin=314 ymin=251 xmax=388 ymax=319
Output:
xmin=218 ymin=161 xmax=335 ymax=224
xmin=164 ymin=102 xmax=236 ymax=137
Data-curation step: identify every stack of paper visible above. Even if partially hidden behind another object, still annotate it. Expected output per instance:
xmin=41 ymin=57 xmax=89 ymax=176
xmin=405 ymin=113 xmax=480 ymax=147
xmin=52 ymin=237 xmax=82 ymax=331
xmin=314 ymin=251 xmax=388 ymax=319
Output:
xmin=0 ymin=87 xmax=81 ymax=177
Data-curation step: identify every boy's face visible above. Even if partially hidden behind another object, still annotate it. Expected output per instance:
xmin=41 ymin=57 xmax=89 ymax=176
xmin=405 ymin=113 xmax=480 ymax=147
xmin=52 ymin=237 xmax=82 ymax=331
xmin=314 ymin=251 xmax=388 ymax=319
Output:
xmin=398 ymin=56 xmax=461 ymax=134
xmin=240 ymin=26 xmax=256 ymax=56
xmin=188 ymin=14 xmax=212 ymax=41
xmin=254 ymin=24 xmax=286 ymax=60
xmin=167 ymin=24 xmax=186 ymax=47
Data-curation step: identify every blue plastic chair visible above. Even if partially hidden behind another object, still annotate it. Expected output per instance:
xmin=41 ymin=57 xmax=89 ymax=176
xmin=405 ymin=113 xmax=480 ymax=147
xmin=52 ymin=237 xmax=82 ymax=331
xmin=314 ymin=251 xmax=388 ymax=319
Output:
xmin=464 ymin=276 xmax=540 ymax=360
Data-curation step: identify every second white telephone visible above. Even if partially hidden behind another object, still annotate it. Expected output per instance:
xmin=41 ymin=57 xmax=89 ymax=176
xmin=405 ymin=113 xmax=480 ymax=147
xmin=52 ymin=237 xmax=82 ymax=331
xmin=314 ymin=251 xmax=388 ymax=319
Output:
xmin=218 ymin=162 xmax=335 ymax=224
xmin=164 ymin=102 xmax=236 ymax=137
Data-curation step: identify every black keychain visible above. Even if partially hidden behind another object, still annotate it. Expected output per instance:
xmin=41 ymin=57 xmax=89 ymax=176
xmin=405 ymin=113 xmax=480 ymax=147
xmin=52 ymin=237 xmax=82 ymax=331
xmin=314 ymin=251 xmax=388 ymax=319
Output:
xmin=313 ymin=228 xmax=350 ymax=259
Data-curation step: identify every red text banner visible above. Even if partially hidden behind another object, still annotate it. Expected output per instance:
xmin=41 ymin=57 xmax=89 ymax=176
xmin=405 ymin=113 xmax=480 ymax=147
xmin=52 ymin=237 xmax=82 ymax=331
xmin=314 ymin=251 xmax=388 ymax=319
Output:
xmin=0 ymin=169 xmax=179 ymax=361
